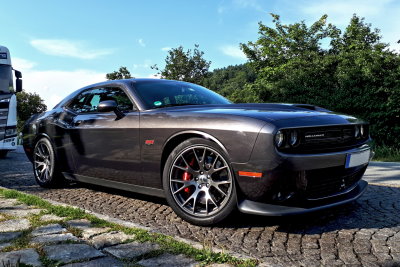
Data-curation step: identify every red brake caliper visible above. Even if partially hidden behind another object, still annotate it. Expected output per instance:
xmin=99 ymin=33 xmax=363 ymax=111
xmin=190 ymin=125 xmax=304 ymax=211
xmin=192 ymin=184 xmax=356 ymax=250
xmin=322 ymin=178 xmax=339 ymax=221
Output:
xmin=182 ymin=157 xmax=195 ymax=193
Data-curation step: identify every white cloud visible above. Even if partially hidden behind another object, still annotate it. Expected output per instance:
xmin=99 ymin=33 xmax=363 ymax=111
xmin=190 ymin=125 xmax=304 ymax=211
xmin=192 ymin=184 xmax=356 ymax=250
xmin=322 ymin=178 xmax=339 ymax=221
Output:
xmin=132 ymin=59 xmax=152 ymax=70
xmin=30 ymin=39 xmax=113 ymax=59
xmin=14 ymin=57 xmax=106 ymax=109
xmin=12 ymin=58 xmax=37 ymax=71
xmin=138 ymin=39 xmax=146 ymax=47
xmin=301 ymin=0 xmax=394 ymax=25
xmin=233 ymin=0 xmax=264 ymax=12
xmin=220 ymin=45 xmax=247 ymax=60
xmin=161 ymin=47 xmax=171 ymax=52
xmin=147 ymin=73 xmax=160 ymax=79
xmin=299 ymin=0 xmax=400 ymax=50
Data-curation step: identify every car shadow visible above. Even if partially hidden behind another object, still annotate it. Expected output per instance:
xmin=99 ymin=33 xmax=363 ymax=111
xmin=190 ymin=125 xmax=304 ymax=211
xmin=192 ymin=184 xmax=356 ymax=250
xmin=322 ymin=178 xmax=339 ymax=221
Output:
xmin=68 ymin=180 xmax=400 ymax=235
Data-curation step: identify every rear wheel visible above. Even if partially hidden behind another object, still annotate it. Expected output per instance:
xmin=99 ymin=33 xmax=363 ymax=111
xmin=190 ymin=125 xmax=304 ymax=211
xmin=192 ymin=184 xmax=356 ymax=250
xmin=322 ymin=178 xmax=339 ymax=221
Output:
xmin=0 ymin=151 xmax=8 ymax=158
xmin=33 ymin=138 xmax=65 ymax=188
xmin=163 ymin=138 xmax=236 ymax=225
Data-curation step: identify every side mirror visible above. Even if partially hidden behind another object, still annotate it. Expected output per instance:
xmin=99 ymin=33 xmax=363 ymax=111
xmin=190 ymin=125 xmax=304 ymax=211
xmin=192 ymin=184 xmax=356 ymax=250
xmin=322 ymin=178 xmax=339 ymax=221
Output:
xmin=14 ymin=70 xmax=22 ymax=79
xmin=98 ymin=100 xmax=117 ymax=112
xmin=16 ymin=79 xmax=22 ymax=93
xmin=14 ymin=70 xmax=22 ymax=93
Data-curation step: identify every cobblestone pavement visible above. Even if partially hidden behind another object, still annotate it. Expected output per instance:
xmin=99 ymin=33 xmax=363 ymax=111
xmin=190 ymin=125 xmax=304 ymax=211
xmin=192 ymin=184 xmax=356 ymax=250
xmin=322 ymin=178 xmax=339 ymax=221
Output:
xmin=0 ymin=197 xmax=198 ymax=266
xmin=1 ymin=149 xmax=400 ymax=266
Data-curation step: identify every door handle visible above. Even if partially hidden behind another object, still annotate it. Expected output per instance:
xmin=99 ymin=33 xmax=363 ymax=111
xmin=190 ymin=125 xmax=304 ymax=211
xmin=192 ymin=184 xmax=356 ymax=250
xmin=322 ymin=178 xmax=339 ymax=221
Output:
xmin=74 ymin=120 xmax=83 ymax=126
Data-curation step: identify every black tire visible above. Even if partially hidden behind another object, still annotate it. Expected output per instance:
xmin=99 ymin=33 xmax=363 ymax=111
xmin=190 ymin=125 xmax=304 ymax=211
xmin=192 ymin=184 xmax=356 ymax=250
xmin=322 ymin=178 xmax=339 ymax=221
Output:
xmin=163 ymin=138 xmax=237 ymax=226
xmin=33 ymin=138 xmax=65 ymax=188
xmin=0 ymin=151 xmax=8 ymax=158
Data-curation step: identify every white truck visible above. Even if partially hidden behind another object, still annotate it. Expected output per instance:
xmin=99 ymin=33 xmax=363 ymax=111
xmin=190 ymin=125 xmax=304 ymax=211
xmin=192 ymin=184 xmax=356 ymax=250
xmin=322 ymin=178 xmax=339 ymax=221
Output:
xmin=0 ymin=45 xmax=22 ymax=158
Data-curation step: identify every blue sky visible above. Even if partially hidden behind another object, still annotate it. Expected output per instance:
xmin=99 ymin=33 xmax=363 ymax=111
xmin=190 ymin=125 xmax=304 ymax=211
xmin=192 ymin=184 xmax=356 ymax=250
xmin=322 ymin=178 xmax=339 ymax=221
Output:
xmin=1 ymin=0 xmax=399 ymax=108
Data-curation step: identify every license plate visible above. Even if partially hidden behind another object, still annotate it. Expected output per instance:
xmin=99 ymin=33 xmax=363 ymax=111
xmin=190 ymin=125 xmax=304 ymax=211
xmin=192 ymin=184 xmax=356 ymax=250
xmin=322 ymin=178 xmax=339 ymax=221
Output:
xmin=345 ymin=150 xmax=370 ymax=168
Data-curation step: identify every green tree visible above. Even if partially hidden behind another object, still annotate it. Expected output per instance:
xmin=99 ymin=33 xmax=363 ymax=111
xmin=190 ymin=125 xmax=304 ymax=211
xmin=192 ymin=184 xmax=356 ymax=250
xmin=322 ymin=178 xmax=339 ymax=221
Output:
xmin=106 ymin=66 xmax=132 ymax=80
xmin=16 ymin=91 xmax=47 ymax=131
xmin=241 ymin=14 xmax=400 ymax=147
xmin=202 ymin=63 xmax=257 ymax=101
xmin=152 ymin=44 xmax=211 ymax=85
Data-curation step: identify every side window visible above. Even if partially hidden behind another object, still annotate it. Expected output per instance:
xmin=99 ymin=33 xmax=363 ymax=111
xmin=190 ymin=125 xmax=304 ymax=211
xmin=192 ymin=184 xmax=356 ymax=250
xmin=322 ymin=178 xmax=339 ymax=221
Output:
xmin=66 ymin=87 xmax=134 ymax=113
xmin=67 ymin=90 xmax=93 ymax=113
xmin=105 ymin=87 xmax=134 ymax=112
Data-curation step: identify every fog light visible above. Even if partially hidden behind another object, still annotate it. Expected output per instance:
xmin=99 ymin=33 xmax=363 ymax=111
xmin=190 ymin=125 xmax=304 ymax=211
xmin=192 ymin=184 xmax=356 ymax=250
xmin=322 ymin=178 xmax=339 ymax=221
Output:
xmin=275 ymin=130 xmax=284 ymax=147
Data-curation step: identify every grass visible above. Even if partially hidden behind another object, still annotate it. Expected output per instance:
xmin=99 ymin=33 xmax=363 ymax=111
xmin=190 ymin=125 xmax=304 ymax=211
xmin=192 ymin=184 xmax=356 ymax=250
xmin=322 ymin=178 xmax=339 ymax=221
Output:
xmin=0 ymin=188 xmax=257 ymax=267
xmin=372 ymin=144 xmax=400 ymax=162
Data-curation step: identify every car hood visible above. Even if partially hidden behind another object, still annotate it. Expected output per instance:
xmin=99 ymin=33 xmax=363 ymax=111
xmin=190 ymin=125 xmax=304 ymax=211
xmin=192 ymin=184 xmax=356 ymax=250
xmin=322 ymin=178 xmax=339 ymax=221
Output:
xmin=165 ymin=103 xmax=362 ymax=126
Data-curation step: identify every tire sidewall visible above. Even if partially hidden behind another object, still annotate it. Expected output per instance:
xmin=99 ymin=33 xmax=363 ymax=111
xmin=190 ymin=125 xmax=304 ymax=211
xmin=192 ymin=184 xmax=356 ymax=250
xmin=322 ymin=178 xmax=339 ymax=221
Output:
xmin=33 ymin=138 xmax=59 ymax=187
xmin=163 ymin=138 xmax=237 ymax=226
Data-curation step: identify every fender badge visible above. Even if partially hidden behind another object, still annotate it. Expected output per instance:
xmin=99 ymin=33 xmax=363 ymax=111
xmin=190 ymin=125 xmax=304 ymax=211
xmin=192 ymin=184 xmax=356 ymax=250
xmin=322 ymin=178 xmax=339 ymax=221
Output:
xmin=145 ymin=140 xmax=155 ymax=145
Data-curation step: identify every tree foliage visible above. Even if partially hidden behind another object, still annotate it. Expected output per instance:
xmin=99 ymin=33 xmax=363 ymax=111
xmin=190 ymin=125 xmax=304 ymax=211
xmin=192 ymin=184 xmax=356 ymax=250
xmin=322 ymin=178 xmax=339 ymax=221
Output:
xmin=238 ymin=14 xmax=400 ymax=147
xmin=202 ymin=63 xmax=257 ymax=99
xmin=16 ymin=91 xmax=47 ymax=130
xmin=106 ymin=66 xmax=132 ymax=80
xmin=152 ymin=45 xmax=211 ymax=85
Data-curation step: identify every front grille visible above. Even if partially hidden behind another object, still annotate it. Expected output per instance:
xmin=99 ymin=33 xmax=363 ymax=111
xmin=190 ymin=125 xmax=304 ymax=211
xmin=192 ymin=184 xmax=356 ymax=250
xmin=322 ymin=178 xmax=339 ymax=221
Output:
xmin=0 ymin=109 xmax=8 ymax=140
xmin=279 ymin=125 xmax=369 ymax=154
xmin=304 ymin=165 xmax=367 ymax=200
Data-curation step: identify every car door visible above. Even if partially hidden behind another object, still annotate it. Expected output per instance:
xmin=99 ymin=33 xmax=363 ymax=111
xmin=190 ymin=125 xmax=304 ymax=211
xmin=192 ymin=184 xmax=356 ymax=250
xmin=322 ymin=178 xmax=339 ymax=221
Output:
xmin=65 ymin=86 xmax=142 ymax=185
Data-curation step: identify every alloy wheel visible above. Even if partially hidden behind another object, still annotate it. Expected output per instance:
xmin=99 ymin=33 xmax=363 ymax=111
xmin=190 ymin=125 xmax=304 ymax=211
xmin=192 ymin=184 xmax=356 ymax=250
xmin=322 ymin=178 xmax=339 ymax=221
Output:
xmin=169 ymin=145 xmax=233 ymax=217
xmin=34 ymin=141 xmax=53 ymax=183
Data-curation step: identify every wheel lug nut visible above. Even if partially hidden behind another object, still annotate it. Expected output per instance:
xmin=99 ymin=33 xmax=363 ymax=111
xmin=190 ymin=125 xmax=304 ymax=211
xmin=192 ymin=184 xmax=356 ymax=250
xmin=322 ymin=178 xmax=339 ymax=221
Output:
xmin=200 ymin=171 xmax=204 ymax=174
xmin=198 ymin=185 xmax=202 ymax=188
xmin=206 ymin=183 xmax=210 ymax=187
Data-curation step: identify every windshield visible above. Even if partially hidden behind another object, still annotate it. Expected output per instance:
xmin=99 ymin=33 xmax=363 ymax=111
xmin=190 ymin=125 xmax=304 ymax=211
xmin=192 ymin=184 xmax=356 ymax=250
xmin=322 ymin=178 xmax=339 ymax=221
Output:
xmin=133 ymin=80 xmax=231 ymax=110
xmin=0 ymin=65 xmax=13 ymax=94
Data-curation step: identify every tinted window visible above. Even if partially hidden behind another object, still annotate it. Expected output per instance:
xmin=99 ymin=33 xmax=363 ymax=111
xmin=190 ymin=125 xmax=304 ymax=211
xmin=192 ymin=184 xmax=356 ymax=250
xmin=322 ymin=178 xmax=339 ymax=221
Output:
xmin=133 ymin=81 xmax=231 ymax=109
xmin=67 ymin=87 xmax=134 ymax=113
xmin=0 ymin=65 xmax=13 ymax=94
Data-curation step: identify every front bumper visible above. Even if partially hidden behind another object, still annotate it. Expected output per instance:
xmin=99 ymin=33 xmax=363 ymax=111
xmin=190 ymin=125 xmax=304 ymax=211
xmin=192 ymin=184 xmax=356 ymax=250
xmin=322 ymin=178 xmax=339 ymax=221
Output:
xmin=0 ymin=136 xmax=17 ymax=151
xmin=238 ymin=180 xmax=367 ymax=216
xmin=232 ymin=144 xmax=371 ymax=215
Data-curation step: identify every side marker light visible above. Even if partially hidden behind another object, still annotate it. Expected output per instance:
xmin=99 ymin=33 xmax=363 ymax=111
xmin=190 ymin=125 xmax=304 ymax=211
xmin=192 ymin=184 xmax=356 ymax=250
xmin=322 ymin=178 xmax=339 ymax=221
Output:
xmin=238 ymin=171 xmax=262 ymax=178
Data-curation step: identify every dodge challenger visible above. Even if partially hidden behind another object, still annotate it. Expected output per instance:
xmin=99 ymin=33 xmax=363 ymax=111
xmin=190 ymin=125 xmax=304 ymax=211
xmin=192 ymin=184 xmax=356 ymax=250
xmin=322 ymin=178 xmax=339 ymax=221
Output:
xmin=22 ymin=79 xmax=371 ymax=225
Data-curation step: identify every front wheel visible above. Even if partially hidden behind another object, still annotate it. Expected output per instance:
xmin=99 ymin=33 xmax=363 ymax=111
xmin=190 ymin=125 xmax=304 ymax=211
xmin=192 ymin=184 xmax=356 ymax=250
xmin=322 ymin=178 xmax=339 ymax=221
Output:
xmin=33 ymin=138 xmax=65 ymax=188
xmin=163 ymin=138 xmax=237 ymax=226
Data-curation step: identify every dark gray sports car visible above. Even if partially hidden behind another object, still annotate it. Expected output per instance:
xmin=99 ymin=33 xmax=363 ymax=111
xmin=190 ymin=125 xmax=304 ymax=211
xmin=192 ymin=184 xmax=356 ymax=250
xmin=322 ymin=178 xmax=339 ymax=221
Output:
xmin=22 ymin=78 xmax=371 ymax=225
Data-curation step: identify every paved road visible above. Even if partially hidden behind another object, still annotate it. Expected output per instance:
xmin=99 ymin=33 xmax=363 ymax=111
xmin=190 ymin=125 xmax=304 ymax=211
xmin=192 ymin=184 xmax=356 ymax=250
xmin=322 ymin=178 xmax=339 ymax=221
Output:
xmin=1 ymin=148 xmax=400 ymax=266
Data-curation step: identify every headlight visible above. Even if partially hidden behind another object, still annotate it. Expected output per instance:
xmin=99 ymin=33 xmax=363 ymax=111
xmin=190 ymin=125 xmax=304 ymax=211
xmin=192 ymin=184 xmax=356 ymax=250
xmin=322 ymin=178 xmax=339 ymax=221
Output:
xmin=0 ymin=98 xmax=10 ymax=103
xmin=354 ymin=125 xmax=360 ymax=138
xmin=5 ymin=128 xmax=17 ymax=136
xmin=275 ymin=130 xmax=284 ymax=147
xmin=289 ymin=130 xmax=298 ymax=146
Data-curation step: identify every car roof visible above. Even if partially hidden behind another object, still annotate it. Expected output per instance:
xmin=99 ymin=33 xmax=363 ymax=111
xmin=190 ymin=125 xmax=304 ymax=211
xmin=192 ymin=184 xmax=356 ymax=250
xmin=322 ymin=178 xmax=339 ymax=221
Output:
xmin=53 ymin=78 xmax=194 ymax=110
xmin=80 ymin=78 xmax=192 ymax=90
